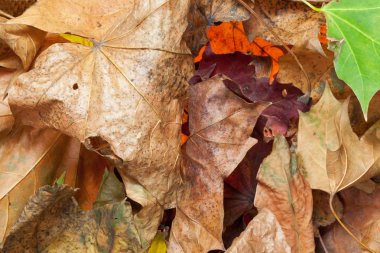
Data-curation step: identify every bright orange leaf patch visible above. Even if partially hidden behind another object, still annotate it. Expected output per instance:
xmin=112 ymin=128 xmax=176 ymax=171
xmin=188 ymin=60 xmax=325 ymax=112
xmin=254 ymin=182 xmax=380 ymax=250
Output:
xmin=194 ymin=21 xmax=285 ymax=81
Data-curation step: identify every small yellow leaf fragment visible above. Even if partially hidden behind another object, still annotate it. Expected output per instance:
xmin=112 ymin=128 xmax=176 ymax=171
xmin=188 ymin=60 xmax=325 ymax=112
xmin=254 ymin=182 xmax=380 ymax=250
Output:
xmin=148 ymin=231 xmax=167 ymax=253
xmin=59 ymin=33 xmax=93 ymax=47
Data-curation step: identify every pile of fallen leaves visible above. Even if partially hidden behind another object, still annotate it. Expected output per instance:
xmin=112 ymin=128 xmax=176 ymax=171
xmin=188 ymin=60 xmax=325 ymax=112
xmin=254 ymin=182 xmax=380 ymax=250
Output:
xmin=1 ymin=0 xmax=380 ymax=252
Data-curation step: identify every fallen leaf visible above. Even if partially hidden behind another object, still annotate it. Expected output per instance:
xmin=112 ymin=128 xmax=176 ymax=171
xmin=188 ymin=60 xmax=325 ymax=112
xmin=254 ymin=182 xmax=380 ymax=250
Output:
xmin=320 ymin=0 xmax=380 ymax=117
xmin=0 ymin=68 xmax=16 ymax=137
xmin=191 ymin=45 xmax=309 ymax=139
xmin=224 ymin=140 xmax=273 ymax=227
xmin=298 ymin=83 xmax=380 ymax=194
xmin=255 ymin=135 xmax=315 ymax=253
xmin=148 ymin=231 xmax=167 ymax=253
xmin=312 ymin=190 xmax=343 ymax=227
xmin=8 ymin=0 xmax=193 ymax=210
xmin=277 ymin=46 xmax=334 ymax=93
xmin=244 ymin=0 xmax=325 ymax=54
xmin=225 ymin=208 xmax=291 ymax=253
xmin=93 ymin=168 xmax=126 ymax=209
xmin=168 ymin=76 xmax=267 ymax=252
xmin=195 ymin=22 xmax=286 ymax=80
xmin=2 ymin=184 xmax=160 ymax=252
xmin=185 ymin=0 xmax=250 ymax=54
xmin=0 ymin=16 xmax=46 ymax=69
xmin=323 ymin=186 xmax=380 ymax=253
xmin=0 ymin=127 xmax=80 ymax=242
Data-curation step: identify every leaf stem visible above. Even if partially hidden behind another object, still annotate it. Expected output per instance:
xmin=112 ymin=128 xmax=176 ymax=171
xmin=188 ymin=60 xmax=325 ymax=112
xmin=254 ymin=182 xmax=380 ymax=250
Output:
xmin=299 ymin=0 xmax=322 ymax=12
xmin=235 ymin=0 xmax=311 ymax=101
xmin=329 ymin=194 xmax=376 ymax=253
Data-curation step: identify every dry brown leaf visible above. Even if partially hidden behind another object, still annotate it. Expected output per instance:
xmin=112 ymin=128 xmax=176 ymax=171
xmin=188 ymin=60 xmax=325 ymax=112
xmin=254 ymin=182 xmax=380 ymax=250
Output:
xmin=185 ymin=0 xmax=250 ymax=54
xmin=168 ymin=76 xmax=267 ymax=253
xmin=0 ymin=0 xmax=36 ymax=17
xmin=277 ymin=46 xmax=334 ymax=94
xmin=0 ymin=68 xmax=16 ymax=136
xmin=7 ymin=0 xmax=193 ymax=209
xmin=244 ymin=0 xmax=325 ymax=54
xmin=0 ymin=127 xmax=80 ymax=242
xmin=323 ymin=186 xmax=380 ymax=253
xmin=226 ymin=208 xmax=291 ymax=253
xmin=299 ymin=84 xmax=380 ymax=195
xmin=255 ymin=135 xmax=315 ymax=253
xmin=0 ymin=16 xmax=45 ymax=69
xmin=312 ymin=190 xmax=343 ymax=227
xmin=2 ymin=184 xmax=160 ymax=252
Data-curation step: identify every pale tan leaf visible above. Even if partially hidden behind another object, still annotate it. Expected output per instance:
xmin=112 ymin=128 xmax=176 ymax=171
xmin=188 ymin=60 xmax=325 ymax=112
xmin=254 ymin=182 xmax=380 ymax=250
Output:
xmin=0 ymin=17 xmax=45 ymax=69
xmin=0 ymin=127 xmax=80 ymax=242
xmin=7 ymin=0 xmax=193 ymax=209
xmin=255 ymin=136 xmax=315 ymax=253
xmin=277 ymin=46 xmax=334 ymax=93
xmin=168 ymin=77 xmax=267 ymax=253
xmin=0 ymin=68 xmax=16 ymax=136
xmin=226 ymin=209 xmax=291 ymax=253
xmin=2 ymin=184 xmax=160 ymax=252
xmin=298 ymin=84 xmax=342 ymax=192
xmin=244 ymin=0 xmax=325 ymax=54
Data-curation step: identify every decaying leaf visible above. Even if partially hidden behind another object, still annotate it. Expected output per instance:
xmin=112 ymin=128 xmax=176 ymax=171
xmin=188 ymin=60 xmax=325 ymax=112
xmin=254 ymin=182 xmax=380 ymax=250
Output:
xmin=0 ymin=0 xmax=37 ymax=17
xmin=169 ymin=76 xmax=267 ymax=252
xmin=244 ymin=0 xmax=325 ymax=53
xmin=312 ymin=190 xmax=343 ymax=227
xmin=0 ymin=16 xmax=46 ymax=69
xmin=277 ymin=46 xmax=334 ymax=93
xmin=0 ymin=68 xmax=16 ymax=136
xmin=224 ymin=140 xmax=273 ymax=228
xmin=185 ymin=0 xmax=250 ymax=54
xmin=93 ymin=169 xmax=125 ymax=209
xmin=226 ymin=208 xmax=291 ymax=253
xmin=0 ymin=127 xmax=80 ymax=242
xmin=255 ymin=136 xmax=315 ymax=253
xmin=298 ymin=84 xmax=380 ymax=194
xmin=2 ymin=184 xmax=159 ymax=252
xmin=323 ymin=186 xmax=380 ymax=253
xmin=7 ymin=0 xmax=194 ymax=211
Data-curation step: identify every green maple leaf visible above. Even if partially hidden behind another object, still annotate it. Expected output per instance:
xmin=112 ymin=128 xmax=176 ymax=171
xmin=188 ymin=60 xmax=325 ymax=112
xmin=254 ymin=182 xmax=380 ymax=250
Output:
xmin=302 ymin=0 xmax=380 ymax=119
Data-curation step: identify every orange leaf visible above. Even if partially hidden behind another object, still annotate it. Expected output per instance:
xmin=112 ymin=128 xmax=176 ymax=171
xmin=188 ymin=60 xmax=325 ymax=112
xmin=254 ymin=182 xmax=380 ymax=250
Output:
xmin=194 ymin=22 xmax=285 ymax=81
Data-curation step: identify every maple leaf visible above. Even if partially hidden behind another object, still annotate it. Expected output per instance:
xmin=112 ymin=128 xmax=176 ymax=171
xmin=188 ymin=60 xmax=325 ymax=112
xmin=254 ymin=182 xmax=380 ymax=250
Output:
xmin=225 ymin=208 xmax=291 ymax=253
xmin=317 ymin=0 xmax=380 ymax=118
xmin=192 ymin=45 xmax=310 ymax=138
xmin=298 ymin=84 xmax=380 ymax=195
xmin=2 ymin=184 xmax=160 ymax=252
xmin=255 ymin=136 xmax=315 ymax=253
xmin=7 ymin=0 xmax=194 ymax=209
xmin=168 ymin=76 xmax=267 ymax=252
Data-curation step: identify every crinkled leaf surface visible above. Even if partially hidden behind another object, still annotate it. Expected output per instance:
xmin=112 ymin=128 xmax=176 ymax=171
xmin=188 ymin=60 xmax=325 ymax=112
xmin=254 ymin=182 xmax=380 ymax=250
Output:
xmin=255 ymin=136 xmax=315 ymax=253
xmin=225 ymin=209 xmax=290 ymax=253
xmin=0 ymin=17 xmax=45 ymax=69
xmin=321 ymin=0 xmax=380 ymax=117
xmin=8 ymin=0 xmax=193 ymax=209
xmin=0 ymin=69 xmax=16 ymax=137
xmin=2 ymin=185 xmax=159 ymax=252
xmin=168 ymin=77 xmax=267 ymax=253
xmin=0 ymin=127 xmax=80 ymax=242
xmin=245 ymin=0 xmax=325 ymax=54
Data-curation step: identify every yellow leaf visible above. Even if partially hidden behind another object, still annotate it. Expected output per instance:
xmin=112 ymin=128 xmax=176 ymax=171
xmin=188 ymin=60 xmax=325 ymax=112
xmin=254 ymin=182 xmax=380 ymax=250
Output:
xmin=148 ymin=231 xmax=167 ymax=253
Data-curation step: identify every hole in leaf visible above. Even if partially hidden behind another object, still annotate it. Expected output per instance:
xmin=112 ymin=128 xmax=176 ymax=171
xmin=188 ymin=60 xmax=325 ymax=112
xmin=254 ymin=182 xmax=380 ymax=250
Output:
xmin=72 ymin=83 xmax=78 ymax=90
